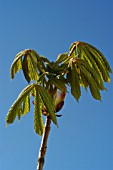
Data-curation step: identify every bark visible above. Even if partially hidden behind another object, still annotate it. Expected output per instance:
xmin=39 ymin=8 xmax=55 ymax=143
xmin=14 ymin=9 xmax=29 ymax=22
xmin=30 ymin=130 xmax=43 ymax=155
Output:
xmin=37 ymin=116 xmax=51 ymax=170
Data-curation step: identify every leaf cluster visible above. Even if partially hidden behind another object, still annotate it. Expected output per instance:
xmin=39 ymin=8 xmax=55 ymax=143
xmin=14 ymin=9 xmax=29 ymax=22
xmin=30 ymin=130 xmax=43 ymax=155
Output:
xmin=67 ymin=41 xmax=112 ymax=100
xmin=6 ymin=41 xmax=112 ymax=136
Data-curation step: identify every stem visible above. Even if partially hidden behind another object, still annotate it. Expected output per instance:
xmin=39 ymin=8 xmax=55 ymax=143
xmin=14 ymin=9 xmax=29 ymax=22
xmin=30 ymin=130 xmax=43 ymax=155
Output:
xmin=37 ymin=116 xmax=51 ymax=170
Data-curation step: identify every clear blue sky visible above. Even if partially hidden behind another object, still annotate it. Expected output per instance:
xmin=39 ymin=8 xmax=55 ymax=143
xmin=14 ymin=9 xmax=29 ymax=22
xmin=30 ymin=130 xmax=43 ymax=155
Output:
xmin=0 ymin=0 xmax=113 ymax=170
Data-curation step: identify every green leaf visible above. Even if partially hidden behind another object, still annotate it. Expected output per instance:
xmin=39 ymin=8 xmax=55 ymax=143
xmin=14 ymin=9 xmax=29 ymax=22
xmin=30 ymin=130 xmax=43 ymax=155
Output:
xmin=84 ymin=42 xmax=112 ymax=73
xmin=6 ymin=84 xmax=35 ymax=125
xmin=22 ymin=56 xmax=31 ymax=83
xmin=76 ymin=59 xmax=105 ymax=90
xmin=78 ymin=64 xmax=101 ymax=100
xmin=37 ymin=85 xmax=58 ymax=126
xmin=10 ymin=49 xmax=44 ymax=82
xmin=34 ymin=88 xmax=44 ymax=136
xmin=83 ymin=44 xmax=111 ymax=82
xmin=67 ymin=62 xmax=81 ymax=101
xmin=28 ymin=50 xmax=46 ymax=74
xmin=27 ymin=54 xmax=39 ymax=81
xmin=79 ymin=73 xmax=89 ymax=90
xmin=69 ymin=42 xmax=77 ymax=56
xmin=10 ymin=57 xmax=23 ymax=79
xmin=17 ymin=106 xmax=23 ymax=121
xmin=59 ymin=56 xmax=71 ymax=71
xmin=47 ymin=74 xmax=67 ymax=91
xmin=77 ymin=44 xmax=106 ymax=86
xmin=56 ymin=53 xmax=68 ymax=64
xmin=40 ymin=56 xmax=51 ymax=64
xmin=31 ymin=50 xmax=41 ymax=61
xmin=10 ymin=49 xmax=31 ymax=79
xmin=77 ymin=42 xmax=111 ymax=83
xmin=23 ymin=95 xmax=30 ymax=115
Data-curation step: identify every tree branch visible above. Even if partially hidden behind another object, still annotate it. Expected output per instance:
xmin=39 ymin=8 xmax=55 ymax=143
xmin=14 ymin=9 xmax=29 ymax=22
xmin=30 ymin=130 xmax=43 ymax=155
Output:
xmin=37 ymin=116 xmax=51 ymax=170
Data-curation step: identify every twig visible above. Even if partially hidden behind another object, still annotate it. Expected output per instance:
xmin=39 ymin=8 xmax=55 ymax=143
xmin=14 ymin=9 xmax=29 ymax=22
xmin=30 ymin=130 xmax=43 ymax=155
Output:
xmin=37 ymin=116 xmax=51 ymax=170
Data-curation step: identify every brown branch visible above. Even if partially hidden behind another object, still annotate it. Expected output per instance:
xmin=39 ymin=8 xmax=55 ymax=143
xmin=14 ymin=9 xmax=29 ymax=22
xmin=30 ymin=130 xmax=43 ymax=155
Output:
xmin=37 ymin=116 xmax=51 ymax=170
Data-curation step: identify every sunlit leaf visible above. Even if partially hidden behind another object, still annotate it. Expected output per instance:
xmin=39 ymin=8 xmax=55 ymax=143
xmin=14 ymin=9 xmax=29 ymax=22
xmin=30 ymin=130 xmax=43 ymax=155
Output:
xmin=78 ymin=64 xmax=101 ymax=100
xmin=56 ymin=53 xmax=68 ymax=64
xmin=76 ymin=59 xmax=106 ymax=90
xmin=34 ymin=88 xmax=44 ymax=136
xmin=10 ymin=56 xmax=22 ymax=79
xmin=6 ymin=84 xmax=35 ymax=125
xmin=84 ymin=42 xmax=112 ymax=73
xmin=10 ymin=49 xmax=31 ymax=79
xmin=37 ymin=85 xmax=58 ymax=126
xmin=23 ymin=95 xmax=30 ymax=115
xmin=67 ymin=62 xmax=81 ymax=101
xmin=27 ymin=54 xmax=39 ymax=81
xmin=77 ymin=42 xmax=111 ymax=83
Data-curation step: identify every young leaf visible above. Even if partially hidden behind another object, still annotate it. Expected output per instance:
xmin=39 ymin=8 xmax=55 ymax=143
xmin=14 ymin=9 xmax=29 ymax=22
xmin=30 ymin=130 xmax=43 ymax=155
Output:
xmin=56 ymin=53 xmax=68 ymax=64
xmin=34 ymin=88 xmax=44 ymax=136
xmin=83 ymin=44 xmax=110 ymax=82
xmin=76 ymin=59 xmax=105 ymax=90
xmin=77 ymin=42 xmax=111 ymax=83
xmin=10 ymin=57 xmax=23 ymax=79
xmin=22 ymin=56 xmax=31 ymax=83
xmin=37 ymin=85 xmax=58 ymax=126
xmin=58 ymin=57 xmax=71 ymax=72
xmin=67 ymin=62 xmax=81 ymax=101
xmin=27 ymin=54 xmax=39 ymax=81
xmin=79 ymin=73 xmax=89 ymax=90
xmin=84 ymin=42 xmax=112 ymax=73
xmin=10 ymin=49 xmax=44 ymax=82
xmin=6 ymin=84 xmax=35 ymax=125
xmin=69 ymin=42 xmax=77 ymax=56
xmin=22 ymin=95 xmax=30 ymax=115
xmin=78 ymin=64 xmax=101 ymax=100
xmin=10 ymin=49 xmax=31 ymax=79
xmin=47 ymin=74 xmax=67 ymax=91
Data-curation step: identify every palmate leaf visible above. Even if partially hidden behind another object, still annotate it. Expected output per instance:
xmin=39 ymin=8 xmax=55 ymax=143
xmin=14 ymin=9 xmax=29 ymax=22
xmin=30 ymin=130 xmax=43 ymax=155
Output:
xmin=77 ymin=44 xmax=107 ymax=86
xmin=67 ymin=41 xmax=112 ymax=100
xmin=10 ymin=49 xmax=46 ymax=83
xmin=34 ymin=88 xmax=44 ymax=136
xmin=72 ymin=41 xmax=112 ymax=83
xmin=6 ymin=83 xmax=58 ymax=135
xmin=84 ymin=42 xmax=112 ymax=73
xmin=67 ymin=62 xmax=81 ymax=101
xmin=6 ymin=84 xmax=35 ymax=125
xmin=75 ymin=59 xmax=106 ymax=90
xmin=79 ymin=44 xmax=110 ymax=82
xmin=10 ymin=49 xmax=30 ymax=79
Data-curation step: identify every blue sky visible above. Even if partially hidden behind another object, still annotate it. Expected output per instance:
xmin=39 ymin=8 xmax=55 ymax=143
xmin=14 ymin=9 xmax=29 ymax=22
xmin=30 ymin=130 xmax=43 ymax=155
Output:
xmin=0 ymin=0 xmax=113 ymax=170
